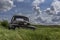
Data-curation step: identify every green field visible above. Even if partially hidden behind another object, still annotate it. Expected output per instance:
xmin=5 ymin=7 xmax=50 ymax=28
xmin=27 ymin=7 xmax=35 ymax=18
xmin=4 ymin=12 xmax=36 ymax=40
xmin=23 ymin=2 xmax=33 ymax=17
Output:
xmin=0 ymin=25 xmax=60 ymax=40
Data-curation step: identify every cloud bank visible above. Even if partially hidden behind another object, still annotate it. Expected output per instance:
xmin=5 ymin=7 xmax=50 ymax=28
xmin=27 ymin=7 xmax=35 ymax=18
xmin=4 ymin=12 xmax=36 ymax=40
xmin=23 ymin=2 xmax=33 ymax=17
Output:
xmin=29 ymin=0 xmax=60 ymax=25
xmin=0 ymin=0 xmax=14 ymax=12
xmin=51 ymin=0 xmax=60 ymax=14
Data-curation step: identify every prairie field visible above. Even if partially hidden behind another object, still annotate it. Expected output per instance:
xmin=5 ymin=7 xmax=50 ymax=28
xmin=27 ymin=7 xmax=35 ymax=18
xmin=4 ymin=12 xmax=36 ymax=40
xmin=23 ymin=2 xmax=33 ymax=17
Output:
xmin=0 ymin=25 xmax=60 ymax=40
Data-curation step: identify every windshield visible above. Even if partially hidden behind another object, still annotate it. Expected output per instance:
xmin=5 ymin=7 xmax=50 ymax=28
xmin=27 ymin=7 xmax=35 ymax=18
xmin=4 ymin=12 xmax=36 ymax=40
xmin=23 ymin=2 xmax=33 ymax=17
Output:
xmin=16 ymin=18 xmax=24 ymax=21
xmin=12 ymin=16 xmax=29 ymax=21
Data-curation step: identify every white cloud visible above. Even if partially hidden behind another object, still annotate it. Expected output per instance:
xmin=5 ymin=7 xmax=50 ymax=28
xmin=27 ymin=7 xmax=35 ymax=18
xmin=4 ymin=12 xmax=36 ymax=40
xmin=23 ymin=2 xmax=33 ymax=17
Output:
xmin=32 ymin=0 xmax=45 ymax=6
xmin=17 ymin=0 xmax=24 ymax=2
xmin=30 ymin=0 xmax=60 ymax=25
xmin=32 ymin=0 xmax=45 ymax=16
xmin=0 ymin=0 xmax=14 ymax=12
xmin=30 ymin=0 xmax=45 ymax=24
xmin=51 ymin=0 xmax=60 ymax=14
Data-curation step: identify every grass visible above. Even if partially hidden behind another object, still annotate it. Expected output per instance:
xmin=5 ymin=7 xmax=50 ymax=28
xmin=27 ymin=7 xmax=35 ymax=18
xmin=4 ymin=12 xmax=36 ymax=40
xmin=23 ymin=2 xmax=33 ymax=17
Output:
xmin=0 ymin=25 xmax=60 ymax=40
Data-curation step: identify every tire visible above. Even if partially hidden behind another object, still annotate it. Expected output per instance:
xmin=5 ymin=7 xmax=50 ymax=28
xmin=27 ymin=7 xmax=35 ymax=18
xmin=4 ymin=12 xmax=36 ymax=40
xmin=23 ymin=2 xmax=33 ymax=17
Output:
xmin=8 ymin=25 xmax=12 ymax=30
xmin=12 ymin=26 xmax=16 ymax=30
xmin=9 ymin=25 xmax=16 ymax=30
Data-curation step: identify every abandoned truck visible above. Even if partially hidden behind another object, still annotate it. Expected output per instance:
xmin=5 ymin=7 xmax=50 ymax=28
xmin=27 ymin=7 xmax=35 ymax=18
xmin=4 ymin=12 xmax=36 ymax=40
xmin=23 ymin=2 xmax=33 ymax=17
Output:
xmin=9 ymin=15 xmax=36 ymax=30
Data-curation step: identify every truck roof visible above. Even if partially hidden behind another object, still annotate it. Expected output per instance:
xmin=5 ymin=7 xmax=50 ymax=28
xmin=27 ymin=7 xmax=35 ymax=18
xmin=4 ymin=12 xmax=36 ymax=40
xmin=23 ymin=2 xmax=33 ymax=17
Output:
xmin=13 ymin=15 xmax=28 ymax=18
xmin=13 ymin=15 xmax=29 ymax=21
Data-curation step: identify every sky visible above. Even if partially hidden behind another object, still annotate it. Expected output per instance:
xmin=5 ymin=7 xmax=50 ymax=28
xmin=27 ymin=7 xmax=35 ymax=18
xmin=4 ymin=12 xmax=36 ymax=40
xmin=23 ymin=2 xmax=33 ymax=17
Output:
xmin=0 ymin=0 xmax=60 ymax=25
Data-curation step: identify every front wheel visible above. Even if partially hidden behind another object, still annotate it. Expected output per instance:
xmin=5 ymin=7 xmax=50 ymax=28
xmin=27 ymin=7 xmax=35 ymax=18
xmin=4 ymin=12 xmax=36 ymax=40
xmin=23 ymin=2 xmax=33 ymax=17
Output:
xmin=9 ymin=25 xmax=16 ymax=30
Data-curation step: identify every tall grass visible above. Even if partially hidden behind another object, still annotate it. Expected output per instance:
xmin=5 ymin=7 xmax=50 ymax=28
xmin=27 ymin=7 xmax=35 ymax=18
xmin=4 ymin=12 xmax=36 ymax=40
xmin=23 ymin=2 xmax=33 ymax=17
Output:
xmin=1 ymin=20 xmax=9 ymax=28
xmin=0 ymin=21 xmax=60 ymax=40
xmin=0 ymin=25 xmax=60 ymax=40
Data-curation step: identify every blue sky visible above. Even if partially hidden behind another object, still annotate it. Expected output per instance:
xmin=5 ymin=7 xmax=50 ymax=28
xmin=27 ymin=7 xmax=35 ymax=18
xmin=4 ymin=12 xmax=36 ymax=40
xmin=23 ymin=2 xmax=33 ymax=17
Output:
xmin=0 ymin=0 xmax=52 ymax=17
xmin=1 ymin=0 xmax=60 ymax=25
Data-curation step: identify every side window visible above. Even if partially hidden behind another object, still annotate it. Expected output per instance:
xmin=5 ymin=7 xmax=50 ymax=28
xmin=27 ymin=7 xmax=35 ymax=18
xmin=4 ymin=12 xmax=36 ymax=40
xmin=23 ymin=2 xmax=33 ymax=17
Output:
xmin=11 ymin=17 xmax=14 ymax=22
xmin=24 ymin=18 xmax=29 ymax=21
xmin=12 ymin=17 xmax=14 ymax=20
